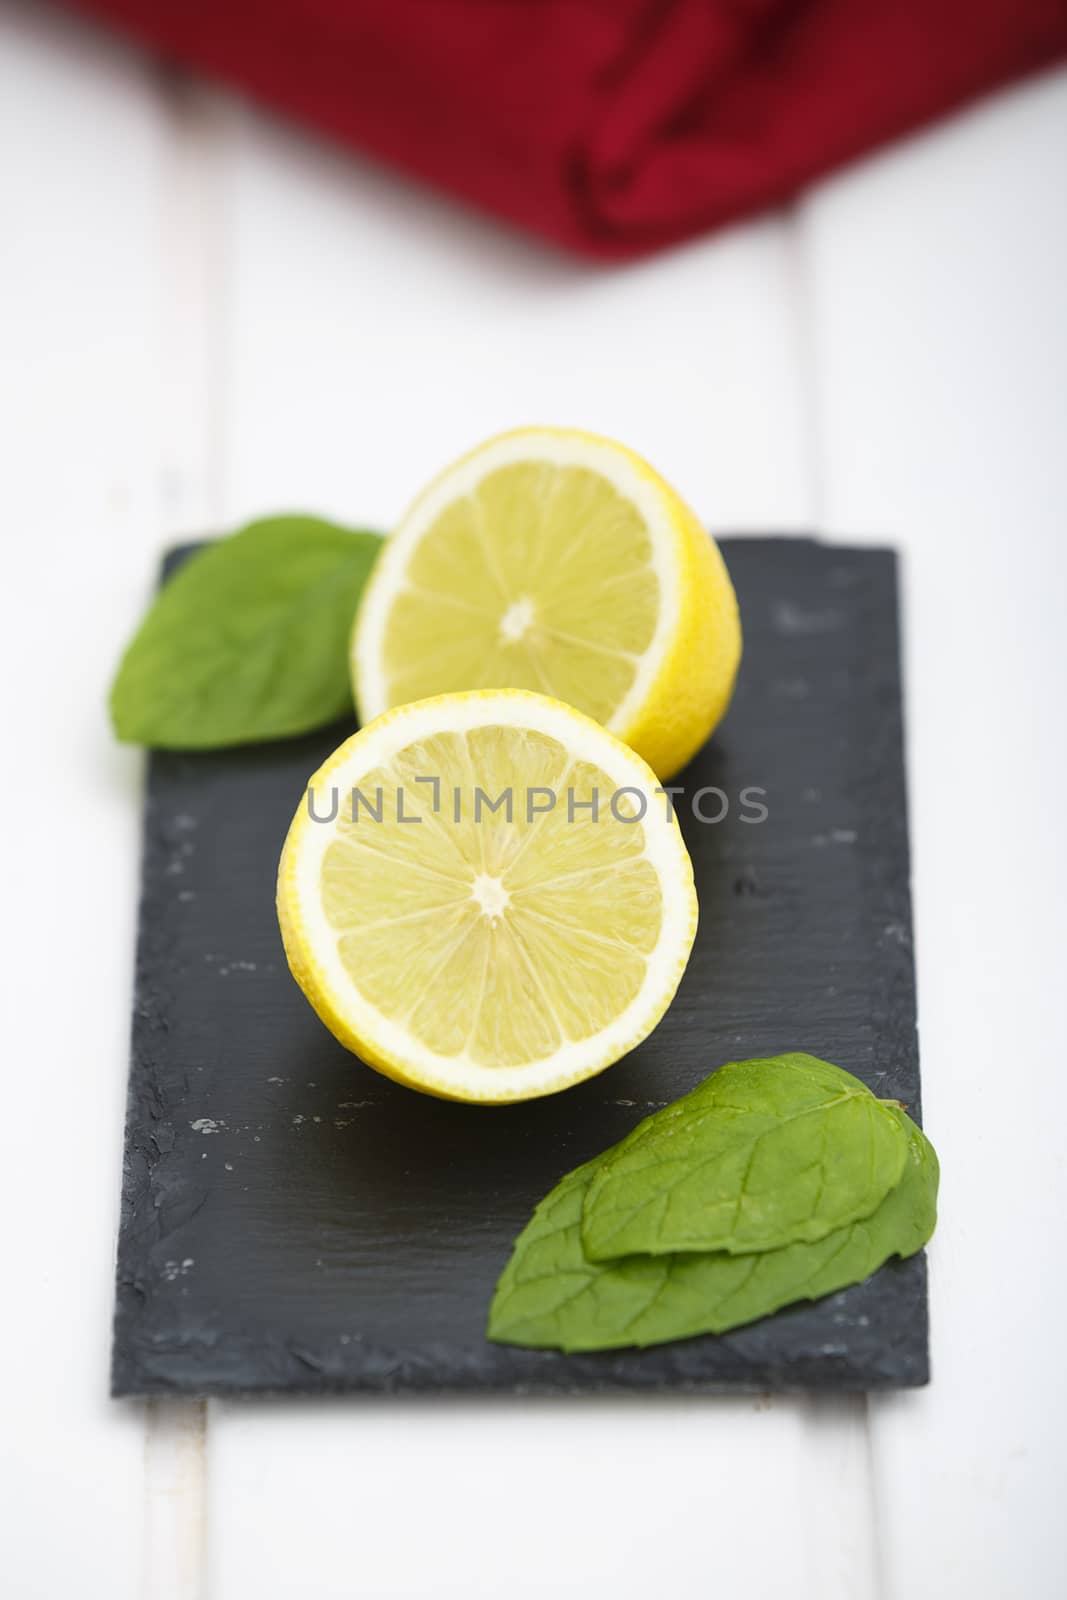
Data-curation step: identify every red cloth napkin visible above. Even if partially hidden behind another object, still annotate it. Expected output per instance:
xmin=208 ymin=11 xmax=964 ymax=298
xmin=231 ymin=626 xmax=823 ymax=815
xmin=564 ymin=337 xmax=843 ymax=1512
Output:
xmin=67 ymin=0 xmax=1067 ymax=258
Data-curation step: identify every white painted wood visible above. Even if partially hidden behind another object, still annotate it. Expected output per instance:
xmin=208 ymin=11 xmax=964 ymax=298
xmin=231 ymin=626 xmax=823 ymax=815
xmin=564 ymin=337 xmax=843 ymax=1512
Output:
xmin=0 ymin=6 xmax=233 ymax=1595
xmin=137 ymin=72 xmax=232 ymax=1600
xmin=8 ymin=3 xmax=1063 ymax=1593
xmin=152 ymin=78 xmax=232 ymax=537
xmin=0 ymin=6 xmax=165 ymax=1598
xmin=217 ymin=103 xmax=815 ymax=536
xmin=799 ymin=65 xmax=1067 ymax=1600
xmin=210 ymin=1392 xmax=881 ymax=1600
xmin=798 ymin=1397 xmax=883 ymax=1600
xmin=143 ymin=1403 xmax=208 ymax=1600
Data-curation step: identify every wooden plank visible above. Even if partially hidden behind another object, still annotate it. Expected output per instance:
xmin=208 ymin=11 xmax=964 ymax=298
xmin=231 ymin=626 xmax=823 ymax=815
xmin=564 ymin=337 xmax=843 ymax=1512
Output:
xmin=798 ymin=65 xmax=1067 ymax=1600
xmin=143 ymin=1403 xmax=208 ymax=1600
xmin=217 ymin=104 xmax=815 ymax=535
xmin=211 ymin=1393 xmax=878 ymax=1600
xmin=139 ymin=72 xmax=232 ymax=1600
xmin=0 ymin=5 xmax=169 ymax=1597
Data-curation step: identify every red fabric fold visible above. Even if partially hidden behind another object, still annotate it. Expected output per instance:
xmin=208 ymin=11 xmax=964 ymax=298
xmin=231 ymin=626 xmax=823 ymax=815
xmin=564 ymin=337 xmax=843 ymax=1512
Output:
xmin=65 ymin=0 xmax=1067 ymax=258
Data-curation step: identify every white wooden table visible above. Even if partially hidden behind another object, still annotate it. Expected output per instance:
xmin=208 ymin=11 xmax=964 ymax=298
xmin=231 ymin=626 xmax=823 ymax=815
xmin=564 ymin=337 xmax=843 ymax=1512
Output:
xmin=2 ymin=4 xmax=1065 ymax=1595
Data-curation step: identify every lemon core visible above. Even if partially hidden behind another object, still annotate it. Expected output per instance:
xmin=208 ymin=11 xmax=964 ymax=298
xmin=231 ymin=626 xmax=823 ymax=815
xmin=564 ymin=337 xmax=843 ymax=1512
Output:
xmin=472 ymin=873 xmax=510 ymax=920
xmin=499 ymin=597 xmax=536 ymax=644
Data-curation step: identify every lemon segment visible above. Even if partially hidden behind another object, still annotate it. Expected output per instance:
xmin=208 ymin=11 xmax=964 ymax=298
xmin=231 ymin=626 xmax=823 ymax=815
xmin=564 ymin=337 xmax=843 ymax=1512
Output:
xmin=353 ymin=428 xmax=742 ymax=780
xmin=277 ymin=690 xmax=698 ymax=1103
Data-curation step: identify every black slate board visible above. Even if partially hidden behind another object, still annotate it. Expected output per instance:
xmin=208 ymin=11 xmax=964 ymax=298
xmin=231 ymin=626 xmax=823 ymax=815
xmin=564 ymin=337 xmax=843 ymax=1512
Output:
xmin=112 ymin=537 xmax=926 ymax=1396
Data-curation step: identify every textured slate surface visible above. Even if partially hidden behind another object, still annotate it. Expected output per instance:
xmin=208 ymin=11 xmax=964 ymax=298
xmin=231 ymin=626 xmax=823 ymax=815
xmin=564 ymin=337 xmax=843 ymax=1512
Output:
xmin=112 ymin=537 xmax=926 ymax=1396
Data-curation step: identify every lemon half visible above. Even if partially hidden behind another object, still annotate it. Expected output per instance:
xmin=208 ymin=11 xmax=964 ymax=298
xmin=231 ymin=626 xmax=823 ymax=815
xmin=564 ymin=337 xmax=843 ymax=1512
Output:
xmin=352 ymin=428 xmax=741 ymax=780
xmin=277 ymin=690 xmax=698 ymax=1103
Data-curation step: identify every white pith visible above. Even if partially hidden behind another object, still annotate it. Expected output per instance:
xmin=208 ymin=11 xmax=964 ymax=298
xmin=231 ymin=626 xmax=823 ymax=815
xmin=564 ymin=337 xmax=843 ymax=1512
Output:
xmin=353 ymin=430 xmax=682 ymax=733
xmin=498 ymin=595 xmax=536 ymax=643
xmin=471 ymin=873 xmax=510 ymax=919
xmin=281 ymin=691 xmax=697 ymax=1102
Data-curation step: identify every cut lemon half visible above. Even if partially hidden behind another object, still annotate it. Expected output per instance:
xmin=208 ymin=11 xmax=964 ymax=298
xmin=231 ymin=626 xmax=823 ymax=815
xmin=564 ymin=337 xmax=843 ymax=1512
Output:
xmin=277 ymin=690 xmax=698 ymax=1103
xmin=352 ymin=428 xmax=741 ymax=781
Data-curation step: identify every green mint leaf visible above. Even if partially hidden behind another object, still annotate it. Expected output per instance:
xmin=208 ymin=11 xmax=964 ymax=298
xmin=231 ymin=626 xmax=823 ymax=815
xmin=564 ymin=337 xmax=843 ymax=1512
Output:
xmin=110 ymin=516 xmax=381 ymax=748
xmin=487 ymin=1107 xmax=937 ymax=1353
xmin=581 ymin=1054 xmax=908 ymax=1261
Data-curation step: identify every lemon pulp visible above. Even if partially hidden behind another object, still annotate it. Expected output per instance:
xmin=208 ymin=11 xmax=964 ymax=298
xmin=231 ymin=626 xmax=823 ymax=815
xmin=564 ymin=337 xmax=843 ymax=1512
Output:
xmin=353 ymin=428 xmax=742 ymax=781
xmin=323 ymin=724 xmax=662 ymax=1067
xmin=381 ymin=463 xmax=661 ymax=726
xmin=278 ymin=690 xmax=697 ymax=1102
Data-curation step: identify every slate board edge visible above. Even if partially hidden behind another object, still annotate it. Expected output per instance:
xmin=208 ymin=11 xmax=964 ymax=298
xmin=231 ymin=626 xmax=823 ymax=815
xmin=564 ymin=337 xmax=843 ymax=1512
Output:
xmin=110 ymin=536 xmax=928 ymax=1399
